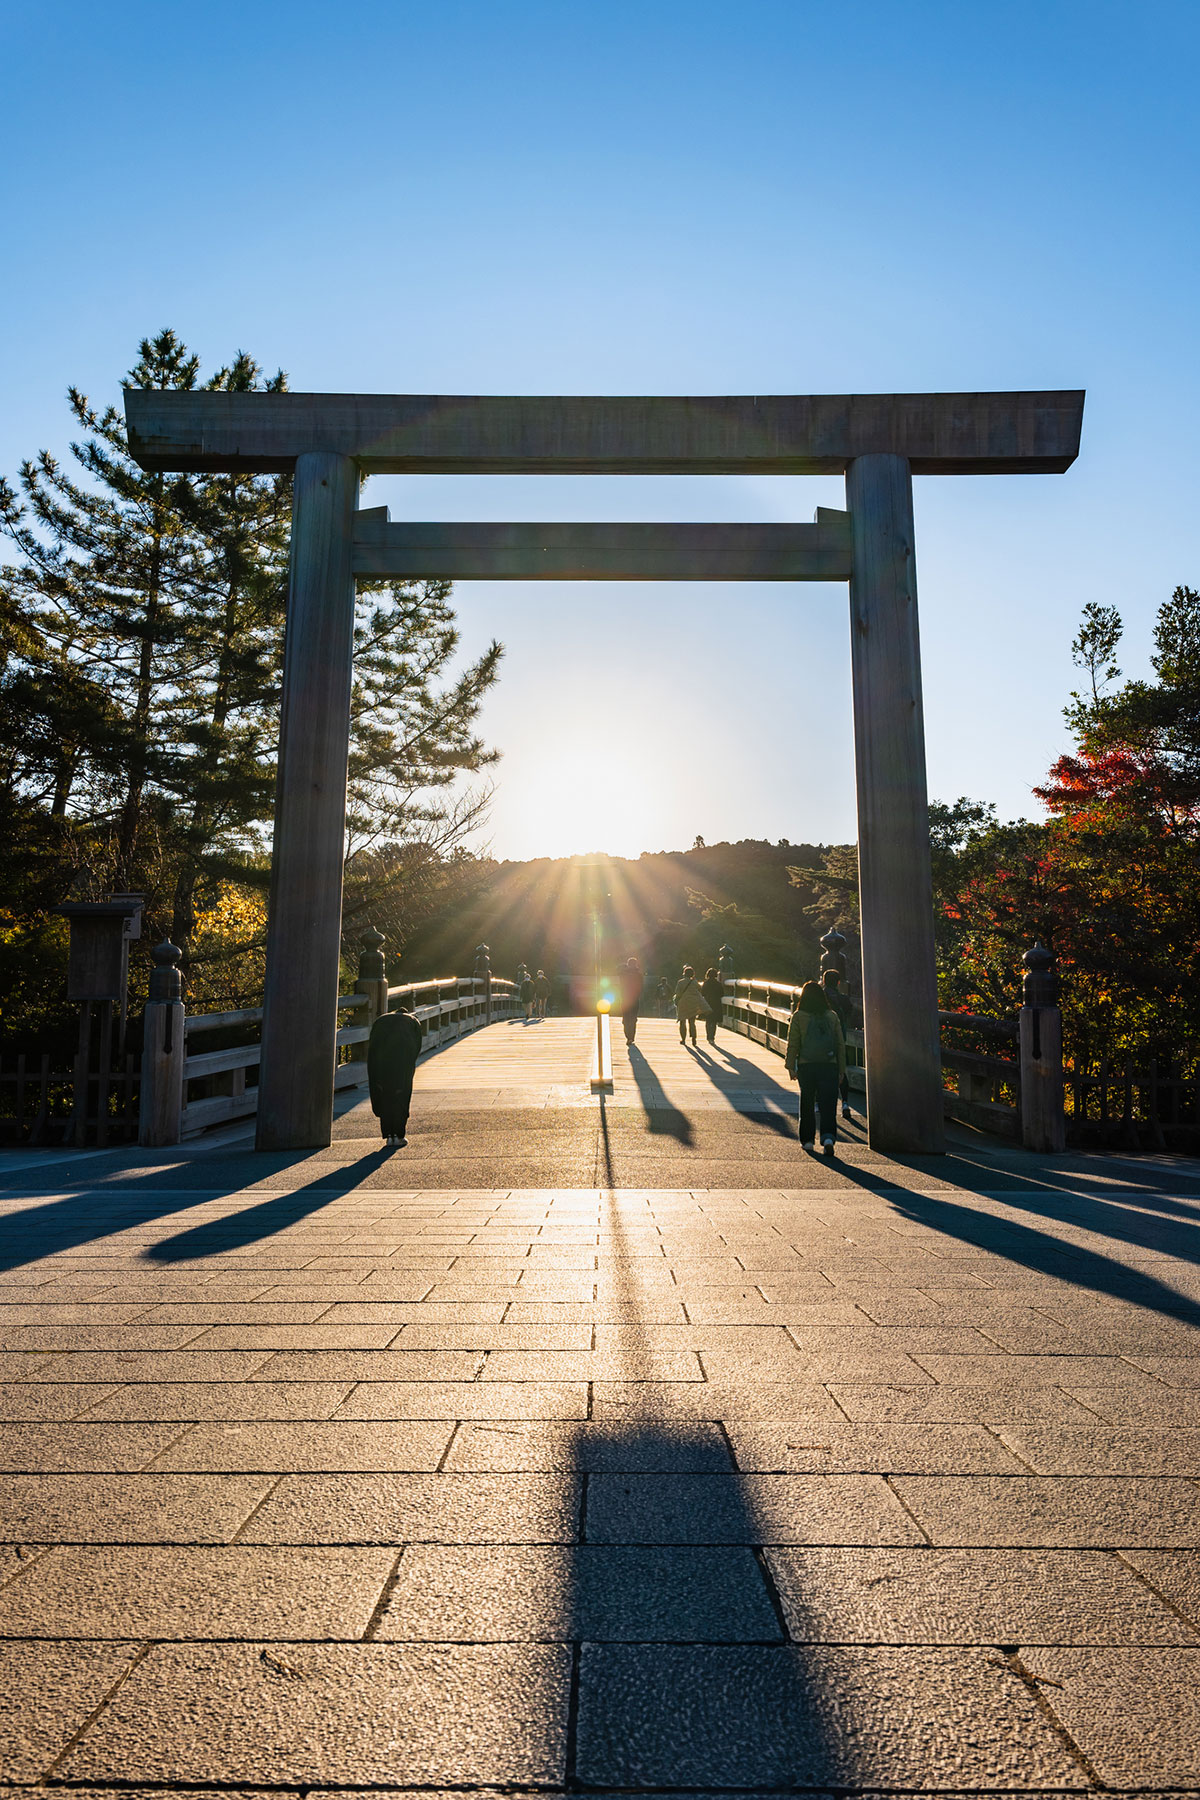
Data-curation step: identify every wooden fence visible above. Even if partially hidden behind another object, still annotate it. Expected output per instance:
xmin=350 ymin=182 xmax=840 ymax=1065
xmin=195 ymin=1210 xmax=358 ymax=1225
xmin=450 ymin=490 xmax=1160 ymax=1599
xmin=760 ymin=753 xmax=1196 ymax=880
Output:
xmin=0 ymin=1051 xmax=140 ymax=1148
xmin=1066 ymin=1057 xmax=1200 ymax=1151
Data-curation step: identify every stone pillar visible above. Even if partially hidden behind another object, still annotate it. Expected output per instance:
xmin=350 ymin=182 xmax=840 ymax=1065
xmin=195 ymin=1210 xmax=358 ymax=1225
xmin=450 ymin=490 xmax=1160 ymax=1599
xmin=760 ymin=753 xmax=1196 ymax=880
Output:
xmin=256 ymin=451 xmax=359 ymax=1151
xmin=1019 ymin=941 xmax=1067 ymax=1152
xmin=139 ymin=940 xmax=186 ymax=1147
xmin=846 ymin=453 xmax=944 ymax=1154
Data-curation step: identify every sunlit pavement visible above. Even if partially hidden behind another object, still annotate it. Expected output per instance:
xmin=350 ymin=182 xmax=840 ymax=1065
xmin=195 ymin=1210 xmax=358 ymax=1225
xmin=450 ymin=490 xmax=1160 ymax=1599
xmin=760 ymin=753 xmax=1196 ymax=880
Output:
xmin=2 ymin=1021 xmax=1200 ymax=1789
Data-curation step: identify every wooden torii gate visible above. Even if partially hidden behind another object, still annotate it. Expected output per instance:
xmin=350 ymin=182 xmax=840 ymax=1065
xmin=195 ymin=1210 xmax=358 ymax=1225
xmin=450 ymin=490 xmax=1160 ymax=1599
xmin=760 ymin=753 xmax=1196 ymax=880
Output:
xmin=124 ymin=388 xmax=1085 ymax=1155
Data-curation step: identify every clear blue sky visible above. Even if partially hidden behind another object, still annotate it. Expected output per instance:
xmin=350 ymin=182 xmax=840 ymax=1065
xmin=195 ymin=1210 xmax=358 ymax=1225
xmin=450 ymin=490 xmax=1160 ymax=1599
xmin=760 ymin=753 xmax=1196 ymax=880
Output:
xmin=3 ymin=1 xmax=1197 ymax=860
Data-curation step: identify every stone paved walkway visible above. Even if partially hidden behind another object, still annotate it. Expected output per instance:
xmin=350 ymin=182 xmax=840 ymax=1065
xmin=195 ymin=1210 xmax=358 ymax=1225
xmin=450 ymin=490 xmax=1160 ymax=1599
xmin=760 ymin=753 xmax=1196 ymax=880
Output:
xmin=1 ymin=1020 xmax=1200 ymax=1792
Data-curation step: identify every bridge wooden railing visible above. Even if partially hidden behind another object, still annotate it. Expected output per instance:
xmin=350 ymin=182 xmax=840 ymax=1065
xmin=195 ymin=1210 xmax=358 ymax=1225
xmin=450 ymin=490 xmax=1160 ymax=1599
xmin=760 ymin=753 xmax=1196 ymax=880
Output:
xmin=139 ymin=939 xmax=517 ymax=1145
xmin=721 ymin=978 xmax=866 ymax=1100
xmin=723 ymin=952 xmax=1066 ymax=1151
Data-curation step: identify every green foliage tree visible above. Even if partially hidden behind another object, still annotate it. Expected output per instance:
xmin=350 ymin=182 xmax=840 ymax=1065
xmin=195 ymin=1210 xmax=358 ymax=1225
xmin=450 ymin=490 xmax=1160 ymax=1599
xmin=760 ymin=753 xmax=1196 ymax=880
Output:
xmin=0 ymin=331 xmax=502 ymax=1031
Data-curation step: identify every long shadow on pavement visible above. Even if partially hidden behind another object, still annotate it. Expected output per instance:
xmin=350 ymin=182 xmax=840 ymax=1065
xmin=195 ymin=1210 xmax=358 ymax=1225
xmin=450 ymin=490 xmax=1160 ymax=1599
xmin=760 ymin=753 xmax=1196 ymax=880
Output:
xmin=559 ymin=1195 xmax=1071 ymax=1788
xmin=823 ymin=1150 xmax=1200 ymax=1327
xmin=626 ymin=1045 xmax=692 ymax=1145
xmin=0 ymin=1147 xmax=397 ymax=1271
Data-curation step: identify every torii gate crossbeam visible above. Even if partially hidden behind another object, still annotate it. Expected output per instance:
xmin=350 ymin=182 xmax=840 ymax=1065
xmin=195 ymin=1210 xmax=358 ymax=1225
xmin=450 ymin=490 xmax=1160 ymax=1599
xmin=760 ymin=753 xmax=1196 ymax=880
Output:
xmin=124 ymin=388 xmax=1084 ymax=1156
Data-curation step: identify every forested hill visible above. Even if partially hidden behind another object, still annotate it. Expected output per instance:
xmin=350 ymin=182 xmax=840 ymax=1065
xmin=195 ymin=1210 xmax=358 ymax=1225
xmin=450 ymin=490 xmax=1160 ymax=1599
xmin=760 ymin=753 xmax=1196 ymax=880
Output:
xmin=396 ymin=838 xmax=837 ymax=1000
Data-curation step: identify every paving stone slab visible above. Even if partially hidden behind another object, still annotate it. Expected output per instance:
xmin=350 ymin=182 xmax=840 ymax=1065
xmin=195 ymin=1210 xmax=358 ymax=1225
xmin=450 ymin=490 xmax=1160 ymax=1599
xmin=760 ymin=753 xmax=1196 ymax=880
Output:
xmin=332 ymin=1381 xmax=589 ymax=1420
xmin=0 ymin=1544 xmax=396 ymax=1638
xmin=909 ymin=1353 xmax=1162 ymax=1385
xmin=828 ymin=1384 xmax=1107 ymax=1423
xmin=445 ymin=1422 xmax=732 ymax=1471
xmin=1015 ymin=1647 xmax=1200 ymax=1787
xmin=1126 ymin=1356 xmax=1200 ymax=1386
xmin=138 ymin=1303 xmax=333 ymax=1323
xmin=766 ymin=1546 xmax=1195 ymax=1644
xmin=1120 ymin=1549 xmax=1200 ymax=1628
xmin=74 ymin=1381 xmax=355 ymax=1421
xmin=995 ymin=1425 xmax=1200 ymax=1475
xmin=0 ymin=1383 xmax=120 ymax=1421
xmin=0 ymin=1303 xmax=158 ymax=1323
xmin=893 ymin=1475 xmax=1200 ymax=1546
xmin=240 ymin=1472 xmax=581 ymax=1543
xmin=0 ymin=1472 xmax=276 ymax=1543
xmin=374 ymin=1543 xmax=779 ymax=1641
xmin=370 ymin=1321 xmax=594 ymax=1347
xmin=246 ymin=1350 xmax=485 ymax=1380
xmin=28 ymin=1350 xmax=273 ymax=1383
xmin=0 ymin=1327 xmax=205 ymax=1352
xmin=481 ymin=1350 xmax=703 ymax=1381
xmin=183 ymin=1324 xmax=405 ymax=1350
xmin=584 ymin=1473 xmax=922 ymax=1544
xmin=57 ymin=1641 xmax=570 ymax=1786
xmin=726 ymin=1422 xmax=1026 ymax=1473
xmin=591 ymin=1382 xmax=843 ymax=1419
xmin=0 ymin=1639 xmax=141 ymax=1782
xmin=574 ymin=1643 xmax=1085 ymax=1788
xmin=0 ymin=1423 xmax=188 ymax=1471
xmin=145 ymin=1420 xmax=454 ymax=1472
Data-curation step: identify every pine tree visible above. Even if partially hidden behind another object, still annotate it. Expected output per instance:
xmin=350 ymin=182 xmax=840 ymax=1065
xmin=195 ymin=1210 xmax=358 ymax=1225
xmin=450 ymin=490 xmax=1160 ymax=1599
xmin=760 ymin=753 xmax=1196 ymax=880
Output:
xmin=0 ymin=331 xmax=504 ymax=1019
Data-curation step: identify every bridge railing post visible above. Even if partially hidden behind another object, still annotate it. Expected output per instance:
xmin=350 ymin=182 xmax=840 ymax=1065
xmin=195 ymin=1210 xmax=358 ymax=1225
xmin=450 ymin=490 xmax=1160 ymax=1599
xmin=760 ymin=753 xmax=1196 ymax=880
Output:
xmin=139 ymin=940 xmax=186 ymax=1147
xmin=353 ymin=929 xmax=390 ymax=1060
xmin=1019 ymin=941 xmax=1067 ymax=1152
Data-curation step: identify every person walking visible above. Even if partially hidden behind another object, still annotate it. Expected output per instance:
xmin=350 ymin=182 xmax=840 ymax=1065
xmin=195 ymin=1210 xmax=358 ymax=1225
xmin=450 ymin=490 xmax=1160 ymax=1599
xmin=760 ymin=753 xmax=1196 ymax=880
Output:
xmin=519 ymin=969 xmax=535 ymax=1021
xmin=533 ymin=969 xmax=551 ymax=1020
xmin=655 ymin=976 xmax=671 ymax=1017
xmin=700 ymin=967 xmax=725 ymax=1044
xmin=367 ymin=996 xmax=423 ymax=1147
xmin=785 ymin=979 xmax=846 ymax=1157
xmin=619 ymin=956 xmax=644 ymax=1048
xmin=673 ymin=965 xmax=710 ymax=1045
xmin=821 ymin=967 xmax=855 ymax=1120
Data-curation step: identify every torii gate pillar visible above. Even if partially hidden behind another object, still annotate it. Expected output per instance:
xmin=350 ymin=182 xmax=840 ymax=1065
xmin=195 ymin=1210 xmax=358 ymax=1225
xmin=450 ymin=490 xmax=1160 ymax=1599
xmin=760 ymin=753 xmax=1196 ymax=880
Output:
xmin=847 ymin=454 xmax=943 ymax=1153
xmin=256 ymin=452 xmax=358 ymax=1150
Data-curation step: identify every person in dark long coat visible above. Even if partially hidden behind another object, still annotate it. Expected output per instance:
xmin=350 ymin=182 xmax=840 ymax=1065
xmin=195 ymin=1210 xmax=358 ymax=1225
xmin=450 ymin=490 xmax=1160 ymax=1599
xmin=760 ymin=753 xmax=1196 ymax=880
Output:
xmin=700 ymin=967 xmax=725 ymax=1044
xmin=618 ymin=957 xmax=644 ymax=1048
xmin=367 ymin=997 xmax=423 ymax=1146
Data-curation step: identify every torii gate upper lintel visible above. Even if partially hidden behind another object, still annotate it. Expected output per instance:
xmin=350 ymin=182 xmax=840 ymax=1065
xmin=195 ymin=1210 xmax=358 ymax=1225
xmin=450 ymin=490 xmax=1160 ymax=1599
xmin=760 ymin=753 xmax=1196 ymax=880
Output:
xmin=123 ymin=389 xmax=1085 ymax=1156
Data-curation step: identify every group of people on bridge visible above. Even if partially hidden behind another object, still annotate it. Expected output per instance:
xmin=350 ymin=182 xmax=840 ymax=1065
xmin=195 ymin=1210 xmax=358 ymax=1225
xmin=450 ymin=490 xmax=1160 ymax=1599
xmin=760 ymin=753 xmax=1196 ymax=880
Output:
xmin=365 ymin=953 xmax=856 ymax=1160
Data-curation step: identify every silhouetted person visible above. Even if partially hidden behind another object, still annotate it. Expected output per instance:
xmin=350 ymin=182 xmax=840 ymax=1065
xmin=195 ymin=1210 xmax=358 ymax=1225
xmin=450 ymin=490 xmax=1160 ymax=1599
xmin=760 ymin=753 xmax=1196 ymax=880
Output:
xmin=367 ymin=996 xmax=423 ymax=1147
xmin=674 ymin=965 xmax=708 ymax=1045
xmin=655 ymin=976 xmax=670 ymax=1016
xmin=785 ymin=979 xmax=846 ymax=1157
xmin=533 ymin=969 xmax=550 ymax=1019
xmin=619 ymin=957 xmax=644 ymax=1047
xmin=700 ymin=967 xmax=724 ymax=1044
xmin=519 ymin=970 xmax=535 ymax=1020
xmin=821 ymin=967 xmax=854 ymax=1120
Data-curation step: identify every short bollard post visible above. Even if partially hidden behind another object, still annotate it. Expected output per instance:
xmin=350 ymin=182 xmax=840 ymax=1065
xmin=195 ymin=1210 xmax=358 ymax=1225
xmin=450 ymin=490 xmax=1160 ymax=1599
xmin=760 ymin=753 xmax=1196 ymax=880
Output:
xmin=354 ymin=929 xmax=390 ymax=1059
xmin=1019 ymin=941 xmax=1066 ymax=1153
xmin=139 ymin=940 xmax=186 ymax=1147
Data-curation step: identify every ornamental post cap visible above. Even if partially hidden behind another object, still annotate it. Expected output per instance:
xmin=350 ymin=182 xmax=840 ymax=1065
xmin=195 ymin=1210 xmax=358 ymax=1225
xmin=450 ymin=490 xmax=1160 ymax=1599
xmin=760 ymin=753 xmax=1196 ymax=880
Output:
xmin=148 ymin=938 xmax=183 ymax=1003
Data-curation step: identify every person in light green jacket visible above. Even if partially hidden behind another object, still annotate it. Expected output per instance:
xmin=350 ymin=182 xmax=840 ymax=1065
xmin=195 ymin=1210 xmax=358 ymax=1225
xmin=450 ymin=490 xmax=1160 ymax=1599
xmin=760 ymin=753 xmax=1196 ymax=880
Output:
xmin=784 ymin=980 xmax=846 ymax=1157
